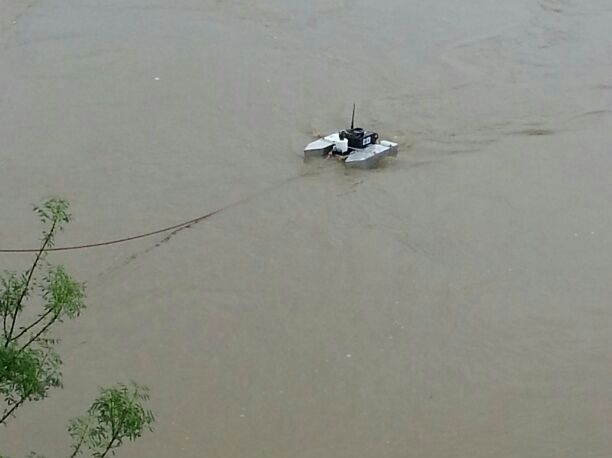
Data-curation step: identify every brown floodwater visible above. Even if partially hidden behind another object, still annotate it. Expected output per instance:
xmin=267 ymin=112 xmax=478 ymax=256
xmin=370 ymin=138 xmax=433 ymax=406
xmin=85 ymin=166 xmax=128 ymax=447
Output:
xmin=1 ymin=0 xmax=611 ymax=457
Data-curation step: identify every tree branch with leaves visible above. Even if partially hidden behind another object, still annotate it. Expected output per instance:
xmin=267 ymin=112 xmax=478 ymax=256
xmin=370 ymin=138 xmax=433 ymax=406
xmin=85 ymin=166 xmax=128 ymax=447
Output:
xmin=0 ymin=199 xmax=154 ymax=458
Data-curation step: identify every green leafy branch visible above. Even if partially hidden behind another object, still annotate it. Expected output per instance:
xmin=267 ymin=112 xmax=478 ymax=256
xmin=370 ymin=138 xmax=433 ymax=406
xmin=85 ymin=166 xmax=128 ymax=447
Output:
xmin=0 ymin=199 xmax=154 ymax=458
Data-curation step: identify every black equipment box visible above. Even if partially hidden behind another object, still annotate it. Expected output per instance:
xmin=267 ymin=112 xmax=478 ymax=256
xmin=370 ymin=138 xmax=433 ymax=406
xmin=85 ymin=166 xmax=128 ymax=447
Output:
xmin=340 ymin=128 xmax=379 ymax=150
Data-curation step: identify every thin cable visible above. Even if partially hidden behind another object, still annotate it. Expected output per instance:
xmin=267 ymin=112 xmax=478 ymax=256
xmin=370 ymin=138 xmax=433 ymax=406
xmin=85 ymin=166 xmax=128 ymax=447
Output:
xmin=0 ymin=209 xmax=221 ymax=253
xmin=0 ymin=172 xmax=314 ymax=254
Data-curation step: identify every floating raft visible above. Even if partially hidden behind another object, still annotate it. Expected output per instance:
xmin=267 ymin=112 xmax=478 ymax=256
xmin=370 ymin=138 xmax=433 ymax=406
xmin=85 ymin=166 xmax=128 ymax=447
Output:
xmin=304 ymin=132 xmax=398 ymax=169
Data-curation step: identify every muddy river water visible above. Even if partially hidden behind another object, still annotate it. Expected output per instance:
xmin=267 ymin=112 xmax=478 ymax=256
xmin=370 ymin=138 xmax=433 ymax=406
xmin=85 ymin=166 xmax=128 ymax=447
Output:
xmin=1 ymin=1 xmax=612 ymax=457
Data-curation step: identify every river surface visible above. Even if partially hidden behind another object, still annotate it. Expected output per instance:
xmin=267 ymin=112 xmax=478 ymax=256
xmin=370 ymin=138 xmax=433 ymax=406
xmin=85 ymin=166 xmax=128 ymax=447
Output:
xmin=1 ymin=1 xmax=612 ymax=457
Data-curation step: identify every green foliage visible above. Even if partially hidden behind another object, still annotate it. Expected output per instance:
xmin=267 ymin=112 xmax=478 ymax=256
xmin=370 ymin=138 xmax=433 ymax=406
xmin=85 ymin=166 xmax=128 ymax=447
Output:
xmin=0 ymin=199 xmax=154 ymax=458
xmin=1 ymin=272 xmax=29 ymax=334
xmin=42 ymin=265 xmax=86 ymax=321
xmin=0 ymin=343 xmax=62 ymax=411
xmin=68 ymin=383 xmax=155 ymax=458
xmin=0 ymin=198 xmax=84 ymax=424
xmin=34 ymin=198 xmax=71 ymax=244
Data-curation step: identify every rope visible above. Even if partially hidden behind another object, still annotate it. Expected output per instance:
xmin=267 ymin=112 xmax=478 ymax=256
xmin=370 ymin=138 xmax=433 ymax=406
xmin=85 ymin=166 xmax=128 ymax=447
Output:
xmin=0 ymin=172 xmax=311 ymax=254
xmin=0 ymin=209 xmax=222 ymax=253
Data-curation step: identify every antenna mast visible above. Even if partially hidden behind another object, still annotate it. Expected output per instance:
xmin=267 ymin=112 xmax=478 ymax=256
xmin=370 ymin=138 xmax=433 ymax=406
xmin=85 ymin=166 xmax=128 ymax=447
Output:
xmin=350 ymin=103 xmax=356 ymax=130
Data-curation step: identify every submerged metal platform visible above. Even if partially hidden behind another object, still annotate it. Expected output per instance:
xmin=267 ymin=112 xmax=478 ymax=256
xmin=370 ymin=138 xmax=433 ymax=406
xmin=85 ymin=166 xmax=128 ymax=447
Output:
xmin=344 ymin=140 xmax=399 ymax=168
xmin=303 ymin=138 xmax=334 ymax=158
